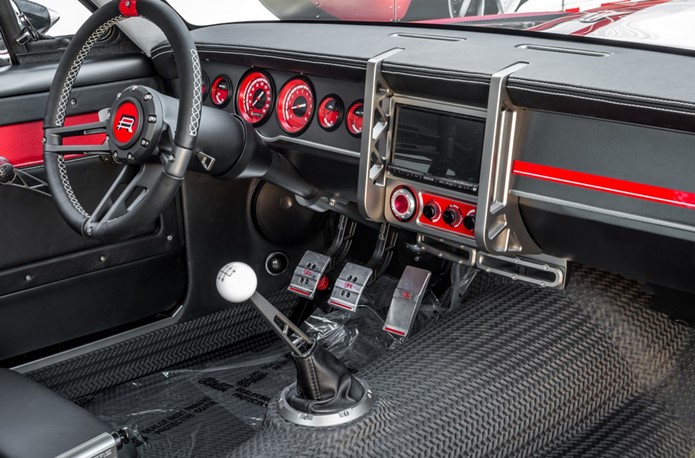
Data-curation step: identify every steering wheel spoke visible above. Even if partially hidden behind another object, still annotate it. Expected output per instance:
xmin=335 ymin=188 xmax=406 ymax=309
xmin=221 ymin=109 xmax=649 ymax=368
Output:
xmin=87 ymin=163 xmax=161 ymax=229
xmin=45 ymin=120 xmax=111 ymax=155
xmin=43 ymin=0 xmax=201 ymax=241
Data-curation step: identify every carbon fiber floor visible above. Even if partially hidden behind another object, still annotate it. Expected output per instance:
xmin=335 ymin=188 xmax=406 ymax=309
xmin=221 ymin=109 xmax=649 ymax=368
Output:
xmin=38 ymin=266 xmax=695 ymax=457
xmin=28 ymin=290 xmax=301 ymax=400
xmin=232 ymin=266 xmax=695 ymax=457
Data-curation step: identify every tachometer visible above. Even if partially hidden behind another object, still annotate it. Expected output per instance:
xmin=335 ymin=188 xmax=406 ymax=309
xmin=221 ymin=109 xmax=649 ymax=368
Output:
xmin=346 ymin=101 xmax=364 ymax=137
xmin=210 ymin=75 xmax=232 ymax=107
xmin=317 ymin=95 xmax=343 ymax=131
xmin=236 ymin=70 xmax=274 ymax=126
xmin=276 ymin=77 xmax=314 ymax=135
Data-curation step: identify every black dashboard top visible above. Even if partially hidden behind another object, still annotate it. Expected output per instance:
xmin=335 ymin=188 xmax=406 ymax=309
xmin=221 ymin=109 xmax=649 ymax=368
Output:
xmin=152 ymin=22 xmax=695 ymax=130
xmin=152 ymin=20 xmax=695 ymax=294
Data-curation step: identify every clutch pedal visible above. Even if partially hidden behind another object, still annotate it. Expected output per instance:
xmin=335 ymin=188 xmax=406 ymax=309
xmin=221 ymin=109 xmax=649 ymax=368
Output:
xmin=288 ymin=251 xmax=331 ymax=300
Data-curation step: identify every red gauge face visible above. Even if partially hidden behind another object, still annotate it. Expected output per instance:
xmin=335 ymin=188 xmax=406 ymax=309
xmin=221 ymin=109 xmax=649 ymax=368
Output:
xmin=317 ymin=95 xmax=343 ymax=131
xmin=236 ymin=70 xmax=274 ymax=125
xmin=201 ymin=72 xmax=210 ymax=101
xmin=210 ymin=76 xmax=232 ymax=107
xmin=276 ymin=78 xmax=314 ymax=135
xmin=346 ymin=101 xmax=364 ymax=137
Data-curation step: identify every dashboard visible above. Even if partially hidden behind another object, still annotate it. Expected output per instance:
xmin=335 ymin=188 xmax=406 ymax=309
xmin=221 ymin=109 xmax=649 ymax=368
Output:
xmin=152 ymin=21 xmax=695 ymax=295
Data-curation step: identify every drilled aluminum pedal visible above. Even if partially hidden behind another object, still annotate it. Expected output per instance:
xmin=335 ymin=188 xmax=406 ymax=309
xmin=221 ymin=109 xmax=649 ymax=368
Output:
xmin=328 ymin=263 xmax=373 ymax=312
xmin=288 ymin=251 xmax=331 ymax=299
xmin=383 ymin=266 xmax=431 ymax=337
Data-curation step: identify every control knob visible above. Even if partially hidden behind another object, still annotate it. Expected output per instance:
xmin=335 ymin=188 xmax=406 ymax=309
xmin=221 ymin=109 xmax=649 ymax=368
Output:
xmin=442 ymin=206 xmax=462 ymax=227
xmin=422 ymin=201 xmax=439 ymax=221
xmin=463 ymin=210 xmax=476 ymax=231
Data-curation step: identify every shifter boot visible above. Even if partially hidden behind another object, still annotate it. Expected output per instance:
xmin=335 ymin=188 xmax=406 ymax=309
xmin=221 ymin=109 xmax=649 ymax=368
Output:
xmin=287 ymin=343 xmax=366 ymax=415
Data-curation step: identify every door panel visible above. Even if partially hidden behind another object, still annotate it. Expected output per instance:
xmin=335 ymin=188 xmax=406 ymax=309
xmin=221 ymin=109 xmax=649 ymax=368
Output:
xmin=0 ymin=112 xmax=104 ymax=167
xmin=0 ymin=56 xmax=187 ymax=365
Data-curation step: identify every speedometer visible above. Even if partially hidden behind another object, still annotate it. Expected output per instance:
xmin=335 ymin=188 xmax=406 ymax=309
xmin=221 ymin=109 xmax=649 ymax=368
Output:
xmin=276 ymin=77 xmax=314 ymax=135
xmin=236 ymin=70 xmax=274 ymax=126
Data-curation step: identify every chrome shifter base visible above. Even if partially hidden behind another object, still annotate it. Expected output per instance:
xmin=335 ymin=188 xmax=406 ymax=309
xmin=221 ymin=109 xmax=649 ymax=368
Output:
xmin=277 ymin=380 xmax=375 ymax=427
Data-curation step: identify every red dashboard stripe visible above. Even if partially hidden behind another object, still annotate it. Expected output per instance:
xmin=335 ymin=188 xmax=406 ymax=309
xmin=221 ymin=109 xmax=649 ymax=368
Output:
xmin=0 ymin=113 xmax=105 ymax=168
xmin=513 ymin=160 xmax=695 ymax=210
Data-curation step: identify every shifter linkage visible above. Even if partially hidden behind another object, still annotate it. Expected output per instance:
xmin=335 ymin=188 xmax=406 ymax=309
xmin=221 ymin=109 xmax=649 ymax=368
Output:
xmin=250 ymin=291 xmax=313 ymax=356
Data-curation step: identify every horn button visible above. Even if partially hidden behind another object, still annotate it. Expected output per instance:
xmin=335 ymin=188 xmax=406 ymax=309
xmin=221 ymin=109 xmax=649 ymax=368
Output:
xmin=107 ymin=85 xmax=164 ymax=164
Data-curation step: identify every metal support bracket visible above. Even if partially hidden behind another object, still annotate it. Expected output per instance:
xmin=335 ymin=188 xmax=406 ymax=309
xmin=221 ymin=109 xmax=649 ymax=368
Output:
xmin=476 ymin=62 xmax=541 ymax=255
xmin=358 ymin=48 xmax=403 ymax=222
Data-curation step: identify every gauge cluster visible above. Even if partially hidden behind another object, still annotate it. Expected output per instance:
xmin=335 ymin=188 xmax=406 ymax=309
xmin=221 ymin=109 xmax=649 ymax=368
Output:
xmin=200 ymin=64 xmax=364 ymax=155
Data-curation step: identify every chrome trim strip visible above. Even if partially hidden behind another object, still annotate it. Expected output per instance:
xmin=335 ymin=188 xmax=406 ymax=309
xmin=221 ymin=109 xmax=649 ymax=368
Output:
xmin=512 ymin=190 xmax=695 ymax=242
xmin=12 ymin=306 xmax=184 ymax=374
xmin=54 ymin=432 xmax=117 ymax=458
xmin=259 ymin=133 xmax=360 ymax=158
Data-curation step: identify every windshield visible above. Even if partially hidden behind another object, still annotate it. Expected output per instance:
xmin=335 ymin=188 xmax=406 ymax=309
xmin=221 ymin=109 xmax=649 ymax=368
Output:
xmin=166 ymin=0 xmax=695 ymax=51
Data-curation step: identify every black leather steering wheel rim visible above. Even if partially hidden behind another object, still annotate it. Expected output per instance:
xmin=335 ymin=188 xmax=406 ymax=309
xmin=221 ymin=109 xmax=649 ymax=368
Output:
xmin=43 ymin=0 xmax=201 ymax=241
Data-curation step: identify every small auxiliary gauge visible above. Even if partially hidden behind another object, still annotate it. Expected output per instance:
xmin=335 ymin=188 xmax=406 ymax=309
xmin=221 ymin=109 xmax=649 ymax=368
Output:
xmin=346 ymin=101 xmax=364 ymax=137
xmin=317 ymin=95 xmax=344 ymax=131
xmin=210 ymin=75 xmax=232 ymax=107
xmin=236 ymin=70 xmax=274 ymax=126
xmin=277 ymin=77 xmax=315 ymax=135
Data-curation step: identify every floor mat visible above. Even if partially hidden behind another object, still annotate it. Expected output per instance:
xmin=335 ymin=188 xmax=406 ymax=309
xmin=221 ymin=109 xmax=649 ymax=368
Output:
xmin=27 ymin=290 xmax=301 ymax=401
xmin=79 ymin=348 xmax=295 ymax=457
xmin=78 ymin=266 xmax=695 ymax=457
xmin=79 ymin=276 xmax=426 ymax=457
xmin=231 ymin=266 xmax=695 ymax=457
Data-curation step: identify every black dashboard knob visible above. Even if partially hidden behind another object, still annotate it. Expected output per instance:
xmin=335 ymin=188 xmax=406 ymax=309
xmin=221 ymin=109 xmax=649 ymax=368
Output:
xmin=463 ymin=211 xmax=476 ymax=231
xmin=422 ymin=203 xmax=438 ymax=220
xmin=442 ymin=207 xmax=460 ymax=226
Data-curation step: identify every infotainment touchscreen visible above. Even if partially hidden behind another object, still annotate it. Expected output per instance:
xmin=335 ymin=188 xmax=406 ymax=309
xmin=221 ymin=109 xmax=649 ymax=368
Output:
xmin=390 ymin=105 xmax=485 ymax=194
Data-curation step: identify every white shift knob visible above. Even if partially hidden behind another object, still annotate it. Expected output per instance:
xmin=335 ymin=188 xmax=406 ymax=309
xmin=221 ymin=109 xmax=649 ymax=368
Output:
xmin=216 ymin=262 xmax=258 ymax=303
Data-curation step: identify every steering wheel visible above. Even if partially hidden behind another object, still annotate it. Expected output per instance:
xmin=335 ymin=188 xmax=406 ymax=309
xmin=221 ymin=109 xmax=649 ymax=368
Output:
xmin=43 ymin=0 xmax=201 ymax=242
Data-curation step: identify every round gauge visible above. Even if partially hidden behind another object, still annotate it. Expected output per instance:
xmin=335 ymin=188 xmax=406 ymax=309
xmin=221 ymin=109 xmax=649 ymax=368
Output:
xmin=276 ymin=77 xmax=315 ymax=135
xmin=317 ymin=95 xmax=344 ymax=131
xmin=346 ymin=101 xmax=364 ymax=137
xmin=201 ymin=72 xmax=210 ymax=101
xmin=236 ymin=70 xmax=274 ymax=126
xmin=210 ymin=75 xmax=232 ymax=107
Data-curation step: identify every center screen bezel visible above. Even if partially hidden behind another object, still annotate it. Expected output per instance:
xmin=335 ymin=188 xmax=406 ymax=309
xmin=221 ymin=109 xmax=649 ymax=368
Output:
xmin=389 ymin=103 xmax=487 ymax=195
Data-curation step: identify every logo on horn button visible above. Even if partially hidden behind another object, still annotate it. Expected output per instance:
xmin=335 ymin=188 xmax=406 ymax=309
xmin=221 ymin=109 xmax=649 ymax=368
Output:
xmin=112 ymin=101 xmax=141 ymax=146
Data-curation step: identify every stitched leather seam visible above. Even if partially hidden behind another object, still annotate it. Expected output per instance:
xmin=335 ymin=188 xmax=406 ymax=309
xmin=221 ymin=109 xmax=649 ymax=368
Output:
xmin=510 ymin=78 xmax=695 ymax=109
xmin=307 ymin=356 xmax=321 ymax=401
xmin=383 ymin=70 xmax=490 ymax=86
xmin=193 ymin=50 xmax=364 ymax=71
xmin=508 ymin=86 xmax=695 ymax=117
xmin=384 ymin=63 xmax=489 ymax=80
xmin=153 ymin=44 xmax=366 ymax=67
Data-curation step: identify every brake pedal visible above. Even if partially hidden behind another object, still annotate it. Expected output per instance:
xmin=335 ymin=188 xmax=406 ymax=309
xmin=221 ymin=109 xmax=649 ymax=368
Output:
xmin=383 ymin=266 xmax=432 ymax=337
xmin=328 ymin=263 xmax=373 ymax=312
xmin=288 ymin=251 xmax=331 ymax=300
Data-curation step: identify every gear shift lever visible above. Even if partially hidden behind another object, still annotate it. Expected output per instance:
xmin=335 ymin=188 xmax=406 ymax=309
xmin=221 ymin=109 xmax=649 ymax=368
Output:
xmin=217 ymin=262 xmax=313 ymax=355
xmin=217 ymin=262 xmax=375 ymax=427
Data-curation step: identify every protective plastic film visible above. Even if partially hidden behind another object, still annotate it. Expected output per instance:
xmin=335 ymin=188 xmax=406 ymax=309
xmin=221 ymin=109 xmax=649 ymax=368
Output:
xmin=81 ymin=277 xmax=447 ymax=457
